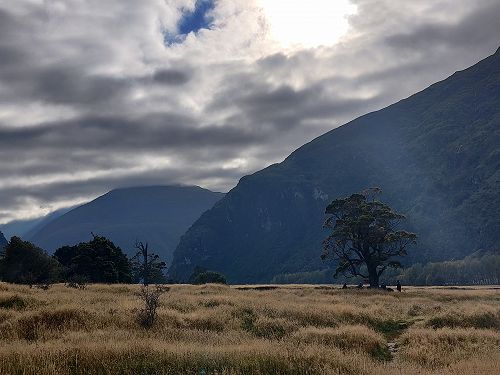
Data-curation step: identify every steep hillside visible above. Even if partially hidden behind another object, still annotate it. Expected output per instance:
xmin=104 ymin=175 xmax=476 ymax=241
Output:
xmin=30 ymin=186 xmax=224 ymax=262
xmin=169 ymin=48 xmax=500 ymax=283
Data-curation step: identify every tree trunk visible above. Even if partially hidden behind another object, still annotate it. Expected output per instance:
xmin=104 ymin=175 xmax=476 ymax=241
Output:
xmin=143 ymin=247 xmax=149 ymax=286
xmin=367 ymin=263 xmax=379 ymax=288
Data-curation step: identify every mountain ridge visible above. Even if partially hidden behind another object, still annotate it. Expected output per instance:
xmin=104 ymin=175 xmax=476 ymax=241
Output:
xmin=29 ymin=185 xmax=225 ymax=262
xmin=169 ymin=47 xmax=500 ymax=283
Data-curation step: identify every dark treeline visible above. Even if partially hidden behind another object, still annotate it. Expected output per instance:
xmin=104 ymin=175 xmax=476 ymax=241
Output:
xmin=388 ymin=253 xmax=500 ymax=286
xmin=0 ymin=235 xmax=167 ymax=286
xmin=1 ymin=233 xmax=496 ymax=287
xmin=272 ymin=252 xmax=500 ymax=286
xmin=0 ymin=235 xmax=226 ymax=286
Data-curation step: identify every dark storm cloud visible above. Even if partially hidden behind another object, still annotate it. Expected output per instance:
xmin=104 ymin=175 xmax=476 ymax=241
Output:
xmin=0 ymin=45 xmax=26 ymax=66
xmin=35 ymin=69 xmax=131 ymax=106
xmin=0 ymin=0 xmax=499 ymax=222
xmin=0 ymin=155 xmax=243 ymax=223
xmin=152 ymin=68 xmax=192 ymax=85
xmin=0 ymin=113 xmax=264 ymax=151
xmin=212 ymin=81 xmax=386 ymax=133
xmin=0 ymin=63 xmax=131 ymax=107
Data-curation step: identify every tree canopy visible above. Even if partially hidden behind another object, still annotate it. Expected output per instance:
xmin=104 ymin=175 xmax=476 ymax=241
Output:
xmin=189 ymin=266 xmax=227 ymax=285
xmin=54 ymin=235 xmax=132 ymax=283
xmin=0 ymin=236 xmax=60 ymax=285
xmin=322 ymin=188 xmax=417 ymax=287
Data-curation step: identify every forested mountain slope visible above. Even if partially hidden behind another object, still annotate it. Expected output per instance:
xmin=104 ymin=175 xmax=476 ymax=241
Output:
xmin=169 ymin=48 xmax=500 ymax=283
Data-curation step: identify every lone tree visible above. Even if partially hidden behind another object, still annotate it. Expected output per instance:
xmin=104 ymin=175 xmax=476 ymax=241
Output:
xmin=322 ymin=188 xmax=416 ymax=288
xmin=131 ymin=242 xmax=167 ymax=286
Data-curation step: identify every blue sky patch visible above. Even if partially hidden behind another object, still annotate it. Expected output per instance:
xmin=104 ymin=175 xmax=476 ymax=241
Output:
xmin=165 ymin=0 xmax=216 ymax=45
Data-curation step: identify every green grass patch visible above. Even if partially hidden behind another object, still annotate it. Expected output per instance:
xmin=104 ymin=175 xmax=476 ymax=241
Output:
xmin=372 ymin=319 xmax=411 ymax=339
xmin=0 ymin=295 xmax=29 ymax=310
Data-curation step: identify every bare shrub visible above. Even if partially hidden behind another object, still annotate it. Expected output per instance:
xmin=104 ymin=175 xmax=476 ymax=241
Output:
xmin=137 ymin=285 xmax=169 ymax=328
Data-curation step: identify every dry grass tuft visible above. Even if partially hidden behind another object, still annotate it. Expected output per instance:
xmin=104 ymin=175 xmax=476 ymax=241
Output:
xmin=399 ymin=327 xmax=500 ymax=368
xmin=426 ymin=307 xmax=500 ymax=330
xmin=0 ymin=294 xmax=29 ymax=310
xmin=293 ymin=325 xmax=389 ymax=359
xmin=9 ymin=308 xmax=91 ymax=341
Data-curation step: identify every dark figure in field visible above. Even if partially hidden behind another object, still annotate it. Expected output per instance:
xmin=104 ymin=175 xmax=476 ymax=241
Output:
xmin=342 ymin=283 xmax=347 ymax=289
xmin=396 ymin=280 xmax=402 ymax=292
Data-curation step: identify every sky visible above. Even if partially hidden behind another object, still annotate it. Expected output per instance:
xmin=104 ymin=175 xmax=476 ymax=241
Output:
xmin=0 ymin=0 xmax=499 ymax=224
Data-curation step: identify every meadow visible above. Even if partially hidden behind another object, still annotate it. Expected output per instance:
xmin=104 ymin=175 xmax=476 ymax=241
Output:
xmin=0 ymin=283 xmax=498 ymax=374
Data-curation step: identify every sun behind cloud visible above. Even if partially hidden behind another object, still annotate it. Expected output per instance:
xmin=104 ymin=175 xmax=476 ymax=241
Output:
xmin=259 ymin=0 xmax=357 ymax=48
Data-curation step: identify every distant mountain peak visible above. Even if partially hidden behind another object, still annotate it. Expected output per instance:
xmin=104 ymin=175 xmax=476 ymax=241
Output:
xmin=28 ymin=185 xmax=225 ymax=263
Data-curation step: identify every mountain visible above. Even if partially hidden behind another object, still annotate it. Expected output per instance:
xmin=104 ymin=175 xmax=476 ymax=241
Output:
xmin=0 ymin=231 xmax=7 ymax=249
xmin=169 ymin=48 xmax=500 ymax=283
xmin=29 ymin=186 xmax=224 ymax=263
xmin=0 ymin=207 xmax=74 ymax=240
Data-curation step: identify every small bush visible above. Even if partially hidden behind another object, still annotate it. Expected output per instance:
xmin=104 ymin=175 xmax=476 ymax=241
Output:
xmin=191 ymin=271 xmax=227 ymax=285
xmin=137 ymin=285 xmax=169 ymax=328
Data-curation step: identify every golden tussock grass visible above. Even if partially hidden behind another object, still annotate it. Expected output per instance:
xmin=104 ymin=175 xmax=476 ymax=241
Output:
xmin=0 ymin=283 xmax=498 ymax=374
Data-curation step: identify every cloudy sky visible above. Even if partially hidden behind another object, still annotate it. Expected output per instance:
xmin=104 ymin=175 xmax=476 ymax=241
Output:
xmin=0 ymin=0 xmax=499 ymax=223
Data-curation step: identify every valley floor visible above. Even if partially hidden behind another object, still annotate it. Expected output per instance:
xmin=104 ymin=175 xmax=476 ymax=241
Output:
xmin=0 ymin=283 xmax=499 ymax=374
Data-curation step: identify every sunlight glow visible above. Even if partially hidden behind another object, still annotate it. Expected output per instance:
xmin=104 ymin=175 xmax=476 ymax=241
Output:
xmin=259 ymin=0 xmax=357 ymax=48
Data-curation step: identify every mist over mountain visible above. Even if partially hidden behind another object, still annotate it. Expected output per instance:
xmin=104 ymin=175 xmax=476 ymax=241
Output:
xmin=29 ymin=186 xmax=224 ymax=262
xmin=169 ymin=48 xmax=500 ymax=283
xmin=0 ymin=207 xmax=74 ymax=240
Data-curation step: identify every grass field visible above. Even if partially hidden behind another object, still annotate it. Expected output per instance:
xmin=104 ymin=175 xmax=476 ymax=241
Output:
xmin=0 ymin=283 xmax=499 ymax=374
